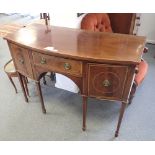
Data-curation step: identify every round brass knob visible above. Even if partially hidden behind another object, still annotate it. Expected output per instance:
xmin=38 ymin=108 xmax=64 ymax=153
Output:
xmin=102 ymin=79 xmax=111 ymax=87
xmin=19 ymin=59 xmax=24 ymax=64
xmin=64 ymin=63 xmax=71 ymax=70
xmin=40 ymin=58 xmax=46 ymax=64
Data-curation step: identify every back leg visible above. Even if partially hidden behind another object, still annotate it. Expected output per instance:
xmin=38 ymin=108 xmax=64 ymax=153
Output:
xmin=8 ymin=75 xmax=17 ymax=93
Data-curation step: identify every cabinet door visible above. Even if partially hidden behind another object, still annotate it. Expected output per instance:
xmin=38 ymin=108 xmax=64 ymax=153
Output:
xmin=88 ymin=64 xmax=128 ymax=101
xmin=9 ymin=43 xmax=34 ymax=79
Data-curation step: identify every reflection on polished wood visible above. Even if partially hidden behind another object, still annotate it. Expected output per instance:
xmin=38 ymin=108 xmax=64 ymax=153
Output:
xmin=0 ymin=23 xmax=24 ymax=37
xmin=5 ymin=24 xmax=145 ymax=64
xmin=4 ymin=24 xmax=146 ymax=137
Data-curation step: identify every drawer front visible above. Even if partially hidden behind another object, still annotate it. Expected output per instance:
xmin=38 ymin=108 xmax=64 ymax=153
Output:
xmin=9 ymin=43 xmax=34 ymax=78
xmin=32 ymin=52 xmax=82 ymax=77
xmin=88 ymin=64 xmax=128 ymax=101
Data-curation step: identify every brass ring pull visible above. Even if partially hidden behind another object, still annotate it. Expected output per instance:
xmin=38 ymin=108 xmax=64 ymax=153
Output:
xmin=102 ymin=79 xmax=111 ymax=87
xmin=64 ymin=63 xmax=71 ymax=70
xmin=19 ymin=59 xmax=24 ymax=64
xmin=40 ymin=58 xmax=46 ymax=64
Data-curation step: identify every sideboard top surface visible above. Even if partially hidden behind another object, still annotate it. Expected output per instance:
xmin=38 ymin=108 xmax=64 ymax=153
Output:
xmin=4 ymin=23 xmax=146 ymax=65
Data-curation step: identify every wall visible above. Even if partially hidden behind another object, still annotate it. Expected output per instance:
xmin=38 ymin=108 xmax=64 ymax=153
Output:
xmin=137 ymin=13 xmax=155 ymax=44
xmin=50 ymin=13 xmax=85 ymax=28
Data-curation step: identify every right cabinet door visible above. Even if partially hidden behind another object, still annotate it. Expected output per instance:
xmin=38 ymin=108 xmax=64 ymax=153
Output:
xmin=88 ymin=64 xmax=129 ymax=101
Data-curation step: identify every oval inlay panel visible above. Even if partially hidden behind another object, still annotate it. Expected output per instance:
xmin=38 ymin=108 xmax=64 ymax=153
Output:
xmin=92 ymin=72 xmax=120 ymax=94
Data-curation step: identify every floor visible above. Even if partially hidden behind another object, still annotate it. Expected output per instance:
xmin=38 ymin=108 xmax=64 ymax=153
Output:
xmin=0 ymin=14 xmax=155 ymax=141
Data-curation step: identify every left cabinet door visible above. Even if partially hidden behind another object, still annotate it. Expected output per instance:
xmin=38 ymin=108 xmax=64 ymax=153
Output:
xmin=8 ymin=43 xmax=34 ymax=79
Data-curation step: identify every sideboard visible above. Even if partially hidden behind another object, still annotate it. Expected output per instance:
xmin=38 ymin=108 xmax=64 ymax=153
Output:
xmin=4 ymin=24 xmax=146 ymax=137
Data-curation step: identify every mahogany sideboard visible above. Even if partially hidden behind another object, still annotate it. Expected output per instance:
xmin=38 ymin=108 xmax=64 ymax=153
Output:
xmin=4 ymin=24 xmax=146 ymax=137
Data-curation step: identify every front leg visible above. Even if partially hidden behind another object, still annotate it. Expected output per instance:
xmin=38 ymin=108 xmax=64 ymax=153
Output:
xmin=82 ymin=96 xmax=88 ymax=131
xmin=35 ymin=81 xmax=46 ymax=114
xmin=115 ymin=102 xmax=126 ymax=137
xmin=17 ymin=72 xmax=28 ymax=102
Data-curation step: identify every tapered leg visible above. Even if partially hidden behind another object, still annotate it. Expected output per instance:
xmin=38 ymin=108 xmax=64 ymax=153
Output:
xmin=43 ymin=76 xmax=47 ymax=85
xmin=128 ymin=82 xmax=137 ymax=105
xmin=22 ymin=76 xmax=29 ymax=97
xmin=35 ymin=81 xmax=46 ymax=114
xmin=25 ymin=77 xmax=29 ymax=83
xmin=7 ymin=75 xmax=17 ymax=93
xmin=17 ymin=73 xmax=28 ymax=102
xmin=50 ymin=72 xmax=55 ymax=81
xmin=82 ymin=96 xmax=88 ymax=131
xmin=115 ymin=102 xmax=126 ymax=137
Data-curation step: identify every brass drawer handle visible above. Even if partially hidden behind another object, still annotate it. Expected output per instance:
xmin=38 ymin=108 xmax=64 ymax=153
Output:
xmin=64 ymin=63 xmax=71 ymax=70
xmin=40 ymin=58 xmax=46 ymax=64
xmin=102 ymin=79 xmax=111 ymax=87
xmin=19 ymin=59 xmax=24 ymax=64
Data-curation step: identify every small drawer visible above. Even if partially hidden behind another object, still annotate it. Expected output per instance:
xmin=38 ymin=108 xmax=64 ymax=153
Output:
xmin=88 ymin=64 xmax=128 ymax=100
xmin=9 ymin=43 xmax=34 ymax=79
xmin=32 ymin=52 xmax=82 ymax=77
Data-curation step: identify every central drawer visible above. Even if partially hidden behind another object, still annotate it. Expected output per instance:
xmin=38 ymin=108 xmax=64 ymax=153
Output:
xmin=32 ymin=52 xmax=82 ymax=77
